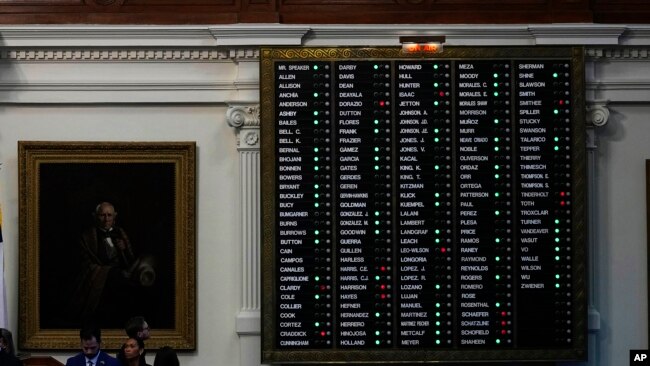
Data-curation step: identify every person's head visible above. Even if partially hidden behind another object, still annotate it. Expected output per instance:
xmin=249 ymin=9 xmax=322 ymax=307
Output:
xmin=125 ymin=316 xmax=150 ymax=340
xmin=79 ymin=326 xmax=102 ymax=359
xmin=0 ymin=328 xmax=16 ymax=356
xmin=122 ymin=337 xmax=145 ymax=361
xmin=153 ymin=346 xmax=179 ymax=366
xmin=94 ymin=202 xmax=117 ymax=230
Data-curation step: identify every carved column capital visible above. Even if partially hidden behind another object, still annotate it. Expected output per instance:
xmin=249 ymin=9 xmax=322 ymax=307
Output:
xmin=586 ymin=101 xmax=610 ymax=127
xmin=227 ymin=104 xmax=260 ymax=150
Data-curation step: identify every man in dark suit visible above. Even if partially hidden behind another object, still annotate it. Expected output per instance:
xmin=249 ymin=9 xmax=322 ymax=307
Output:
xmin=66 ymin=327 xmax=120 ymax=366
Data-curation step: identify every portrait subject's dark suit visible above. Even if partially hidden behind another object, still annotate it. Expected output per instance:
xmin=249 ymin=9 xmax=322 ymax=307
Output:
xmin=69 ymin=225 xmax=136 ymax=323
xmin=65 ymin=351 xmax=121 ymax=366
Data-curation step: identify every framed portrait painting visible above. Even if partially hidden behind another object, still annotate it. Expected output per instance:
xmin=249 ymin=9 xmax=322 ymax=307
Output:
xmin=18 ymin=141 xmax=196 ymax=350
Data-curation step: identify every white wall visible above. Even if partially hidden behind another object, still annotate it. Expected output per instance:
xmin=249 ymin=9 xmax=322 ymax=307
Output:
xmin=0 ymin=24 xmax=649 ymax=366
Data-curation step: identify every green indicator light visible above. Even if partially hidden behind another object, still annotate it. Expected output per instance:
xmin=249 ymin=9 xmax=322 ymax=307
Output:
xmin=313 ymin=92 xmax=318 ymax=97
xmin=314 ymin=157 xmax=319 ymax=162
xmin=374 ymin=119 xmax=380 ymax=125
xmin=495 ymin=238 xmax=501 ymax=243
xmin=315 ymin=276 xmax=320 ymax=281
xmin=555 ymin=246 xmax=561 ymax=252
xmin=555 ymin=255 xmax=560 ymax=260
xmin=375 ymin=211 xmax=380 ymax=216
xmin=436 ymin=321 xmax=441 ymax=326
xmin=494 ymin=119 xmax=499 ymax=124
xmin=493 ymin=73 xmax=499 ymax=78
xmin=494 ymin=82 xmax=499 ymax=87
xmin=555 ymin=283 xmax=561 ymax=288
xmin=375 ymin=340 xmax=380 ymax=345
xmin=434 ymin=64 xmax=439 ymax=69
xmin=434 ymin=128 xmax=440 ymax=133
xmin=495 ymin=274 xmax=501 ymax=280
xmin=494 ymin=146 xmax=500 ymax=152
xmin=375 ymin=312 xmax=381 ymax=317
xmin=375 ymin=229 xmax=380 ymax=234
xmin=314 ymin=184 xmax=319 ymax=189
xmin=435 ymin=193 xmax=440 ymax=198
xmin=314 ymin=147 xmax=319 ymax=153
xmin=315 ymin=294 xmax=320 ymax=299
xmin=435 ymin=284 xmax=441 ymax=290
xmin=315 ymin=322 xmax=320 ymax=327
xmin=374 ymin=128 xmax=379 ymax=134
xmin=496 ymin=339 xmax=501 ymax=344
xmin=555 ymin=274 xmax=561 ymax=279
xmin=374 ymin=147 xmax=380 ymax=152
xmin=494 ymin=137 xmax=500 ymax=142
xmin=436 ymin=339 xmax=441 ymax=345
xmin=554 ymin=146 xmax=560 ymax=151
xmin=314 ymin=166 xmax=319 ymax=171
xmin=375 ymin=220 xmax=380 ymax=225
xmin=434 ymin=101 xmax=439 ymax=106
xmin=315 ymin=230 xmax=320 ymax=235
xmin=554 ymin=137 xmax=560 ymax=142
xmin=435 ymin=202 xmax=440 ymax=207
xmin=434 ymin=82 xmax=439 ymax=87
xmin=495 ymin=210 xmax=500 ymax=216
xmin=555 ymin=228 xmax=560 ymax=233
xmin=555 ymin=237 xmax=560 ymax=243
xmin=495 ymin=165 xmax=500 ymax=170
xmin=553 ymin=72 xmax=558 ymax=78
xmin=436 ymin=312 xmax=441 ymax=317
xmin=314 ymin=120 xmax=319 ymax=125
xmin=554 ymin=109 xmax=559 ymax=115
xmin=313 ymin=65 xmax=319 ymax=70
xmin=314 ymin=193 xmax=320 ymax=199
xmin=494 ymin=91 xmax=499 ymax=97
xmin=436 ymin=303 xmax=441 ymax=308
xmin=374 ymin=65 xmax=379 ymax=70
xmin=435 ymin=238 xmax=440 ymax=243
xmin=375 ymin=275 xmax=380 ymax=280
xmin=495 ymin=192 xmax=500 ymax=197
xmin=434 ymin=137 xmax=440 ymax=143
xmin=555 ymin=219 xmax=560 ymax=224
xmin=374 ymin=156 xmax=380 ymax=161
xmin=315 ymin=239 xmax=320 ymax=244
xmin=435 ymin=229 xmax=440 ymax=234
xmin=374 ymin=165 xmax=380 ymax=170
xmin=375 ymin=331 xmax=380 ymax=336
xmin=313 ymin=111 xmax=319 ymax=116
xmin=495 ymin=174 xmax=500 ymax=179
xmin=314 ymin=202 xmax=319 ymax=208
xmin=436 ymin=330 xmax=441 ymax=335
xmin=435 ymin=165 xmax=440 ymax=170
xmin=495 ymin=256 xmax=501 ymax=261
xmin=496 ymin=302 xmax=501 ymax=307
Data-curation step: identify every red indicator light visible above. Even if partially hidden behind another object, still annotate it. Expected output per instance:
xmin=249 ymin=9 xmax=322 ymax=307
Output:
xmin=441 ymin=247 xmax=446 ymax=253
xmin=381 ymin=294 xmax=386 ymax=299
xmin=379 ymin=101 xmax=385 ymax=107
xmin=439 ymin=91 xmax=445 ymax=97
xmin=559 ymin=100 xmax=564 ymax=105
xmin=501 ymin=330 xmax=507 ymax=335
xmin=560 ymin=201 xmax=566 ymax=206
xmin=381 ymin=266 xmax=386 ymax=271
xmin=560 ymin=191 xmax=566 ymax=197
xmin=320 ymin=331 xmax=326 ymax=337
xmin=501 ymin=311 xmax=507 ymax=317
xmin=320 ymin=285 xmax=326 ymax=290
xmin=501 ymin=321 xmax=507 ymax=326
xmin=380 ymin=284 xmax=386 ymax=290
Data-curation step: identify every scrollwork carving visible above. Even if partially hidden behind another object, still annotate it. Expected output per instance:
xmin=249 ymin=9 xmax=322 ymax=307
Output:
xmin=226 ymin=105 xmax=260 ymax=129
xmin=586 ymin=103 xmax=610 ymax=127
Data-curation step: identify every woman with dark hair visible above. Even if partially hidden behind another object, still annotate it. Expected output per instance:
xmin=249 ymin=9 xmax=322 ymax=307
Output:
xmin=117 ymin=337 xmax=150 ymax=366
xmin=0 ymin=328 xmax=22 ymax=366
xmin=153 ymin=346 xmax=179 ymax=366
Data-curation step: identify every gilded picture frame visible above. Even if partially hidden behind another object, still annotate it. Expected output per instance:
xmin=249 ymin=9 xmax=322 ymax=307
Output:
xmin=18 ymin=141 xmax=196 ymax=350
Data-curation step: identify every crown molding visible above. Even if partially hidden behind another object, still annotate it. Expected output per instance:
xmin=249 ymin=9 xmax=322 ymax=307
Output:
xmin=0 ymin=24 xmax=649 ymax=48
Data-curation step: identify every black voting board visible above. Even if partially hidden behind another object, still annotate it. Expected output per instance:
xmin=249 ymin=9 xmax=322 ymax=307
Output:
xmin=260 ymin=47 xmax=587 ymax=363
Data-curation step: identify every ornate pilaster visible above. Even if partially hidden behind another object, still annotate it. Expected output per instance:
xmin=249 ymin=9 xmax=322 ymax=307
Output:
xmin=227 ymin=104 xmax=262 ymax=339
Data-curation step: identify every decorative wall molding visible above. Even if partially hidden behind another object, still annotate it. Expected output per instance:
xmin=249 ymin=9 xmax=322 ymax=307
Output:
xmin=586 ymin=102 xmax=610 ymax=127
xmin=586 ymin=47 xmax=650 ymax=59
xmin=0 ymin=48 xmax=260 ymax=63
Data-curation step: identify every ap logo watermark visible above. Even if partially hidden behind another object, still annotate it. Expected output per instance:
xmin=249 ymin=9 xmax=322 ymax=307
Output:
xmin=631 ymin=350 xmax=650 ymax=365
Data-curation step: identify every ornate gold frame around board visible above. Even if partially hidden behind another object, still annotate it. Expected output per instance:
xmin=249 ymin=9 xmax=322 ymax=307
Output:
xmin=260 ymin=47 xmax=587 ymax=363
